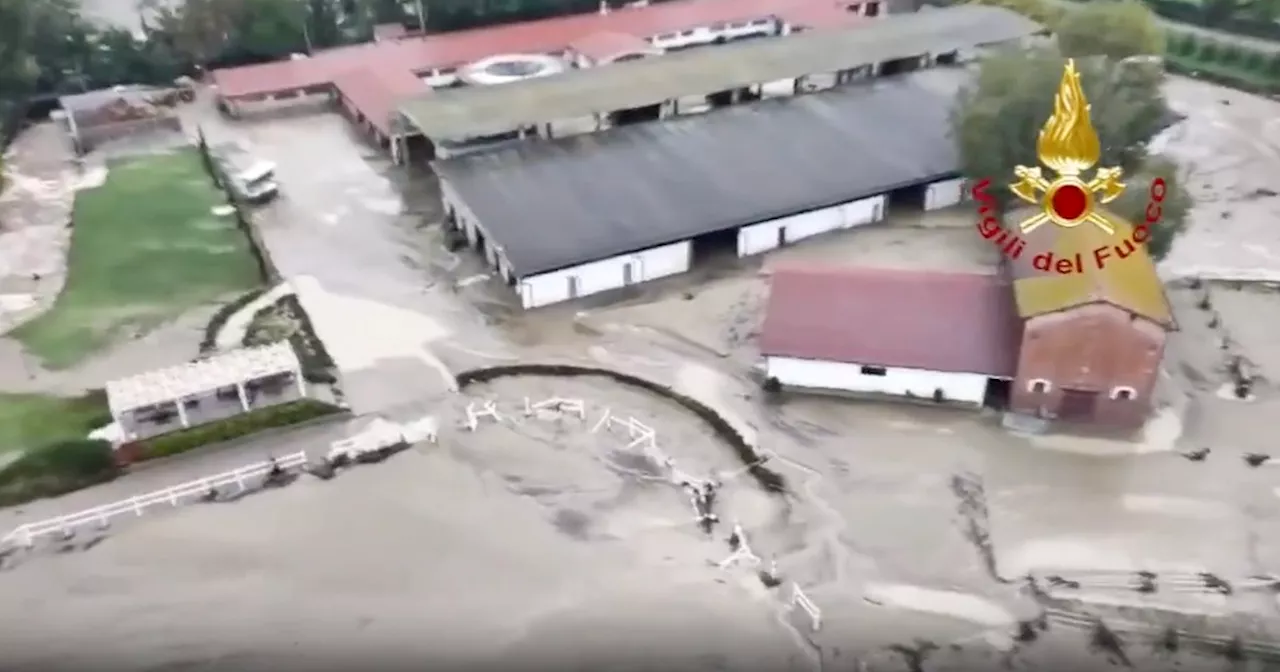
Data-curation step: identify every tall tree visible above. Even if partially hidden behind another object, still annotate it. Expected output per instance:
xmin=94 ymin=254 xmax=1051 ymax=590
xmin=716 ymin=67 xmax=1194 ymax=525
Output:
xmin=950 ymin=47 xmax=1190 ymax=259
xmin=1055 ymin=0 xmax=1166 ymax=61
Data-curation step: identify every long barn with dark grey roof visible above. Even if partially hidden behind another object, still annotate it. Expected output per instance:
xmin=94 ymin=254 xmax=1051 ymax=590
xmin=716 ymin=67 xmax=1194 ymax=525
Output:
xmin=434 ymin=69 xmax=971 ymax=309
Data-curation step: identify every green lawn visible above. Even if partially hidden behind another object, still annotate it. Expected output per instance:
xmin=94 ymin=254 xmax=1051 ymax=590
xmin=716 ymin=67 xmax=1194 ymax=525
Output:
xmin=0 ymin=391 xmax=111 ymax=455
xmin=10 ymin=149 xmax=262 ymax=369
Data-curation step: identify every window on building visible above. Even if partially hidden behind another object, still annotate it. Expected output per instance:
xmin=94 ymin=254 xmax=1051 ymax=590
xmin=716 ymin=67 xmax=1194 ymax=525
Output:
xmin=860 ymin=365 xmax=887 ymax=376
xmin=1111 ymin=386 xmax=1137 ymax=400
xmin=865 ymin=1 xmax=881 ymax=16
xmin=680 ymin=29 xmax=695 ymax=36
xmin=1028 ymin=379 xmax=1051 ymax=393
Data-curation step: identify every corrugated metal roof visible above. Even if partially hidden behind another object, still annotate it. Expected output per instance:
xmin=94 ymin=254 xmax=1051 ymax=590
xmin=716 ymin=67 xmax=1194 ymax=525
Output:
xmin=759 ymin=265 xmax=1022 ymax=377
xmin=434 ymin=70 xmax=965 ymax=277
xmin=211 ymin=0 xmax=858 ymax=99
xmin=401 ymin=5 xmax=1040 ymax=141
xmin=1008 ymin=210 xmax=1173 ymax=327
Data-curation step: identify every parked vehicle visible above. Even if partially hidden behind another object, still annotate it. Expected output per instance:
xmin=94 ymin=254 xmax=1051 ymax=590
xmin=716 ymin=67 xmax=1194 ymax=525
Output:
xmin=210 ymin=142 xmax=279 ymax=204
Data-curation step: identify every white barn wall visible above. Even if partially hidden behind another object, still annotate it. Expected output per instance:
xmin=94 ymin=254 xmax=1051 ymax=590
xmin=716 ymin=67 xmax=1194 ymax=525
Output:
xmin=519 ymin=241 xmax=690 ymax=309
xmin=925 ymin=177 xmax=965 ymax=211
xmin=765 ymin=356 xmax=991 ymax=405
xmin=738 ymin=195 xmax=886 ymax=257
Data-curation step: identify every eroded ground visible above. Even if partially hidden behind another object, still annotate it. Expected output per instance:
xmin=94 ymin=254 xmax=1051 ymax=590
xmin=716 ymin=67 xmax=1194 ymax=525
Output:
xmin=6 ymin=75 xmax=1280 ymax=670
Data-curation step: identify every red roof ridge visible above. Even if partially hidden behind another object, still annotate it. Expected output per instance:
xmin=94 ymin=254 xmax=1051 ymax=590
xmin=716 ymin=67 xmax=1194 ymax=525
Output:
xmin=212 ymin=0 xmax=859 ymax=100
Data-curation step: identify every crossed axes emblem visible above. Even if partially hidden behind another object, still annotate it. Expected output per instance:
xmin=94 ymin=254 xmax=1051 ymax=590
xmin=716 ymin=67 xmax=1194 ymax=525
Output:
xmin=1010 ymin=165 xmax=1125 ymax=235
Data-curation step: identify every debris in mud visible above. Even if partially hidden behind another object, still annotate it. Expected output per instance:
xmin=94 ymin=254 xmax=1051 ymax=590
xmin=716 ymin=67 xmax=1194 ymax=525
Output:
xmin=1014 ymin=620 xmax=1039 ymax=643
xmin=1244 ymin=453 xmax=1270 ymax=468
xmin=1199 ymin=572 xmax=1233 ymax=595
xmin=1089 ymin=619 xmax=1131 ymax=667
xmin=1223 ymin=635 xmax=1245 ymax=662
xmin=1046 ymin=575 xmax=1082 ymax=590
xmin=1181 ymin=447 xmax=1211 ymax=462
xmin=950 ymin=472 xmax=1002 ymax=582
xmin=1155 ymin=626 xmax=1179 ymax=654
xmin=888 ymin=639 xmax=939 ymax=672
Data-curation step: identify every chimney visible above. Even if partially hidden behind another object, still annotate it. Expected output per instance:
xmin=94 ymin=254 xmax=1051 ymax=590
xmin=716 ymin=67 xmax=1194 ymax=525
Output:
xmin=599 ymin=0 xmax=609 ymax=14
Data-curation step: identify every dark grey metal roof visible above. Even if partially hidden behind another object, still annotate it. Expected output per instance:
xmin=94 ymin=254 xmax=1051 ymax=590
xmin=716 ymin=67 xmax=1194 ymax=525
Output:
xmin=402 ymin=5 xmax=1039 ymax=142
xmin=434 ymin=70 xmax=966 ymax=278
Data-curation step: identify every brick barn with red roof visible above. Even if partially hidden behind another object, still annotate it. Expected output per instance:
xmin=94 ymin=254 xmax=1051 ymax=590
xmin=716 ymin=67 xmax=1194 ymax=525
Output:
xmin=759 ymin=265 xmax=1023 ymax=407
xmin=759 ymin=243 xmax=1174 ymax=429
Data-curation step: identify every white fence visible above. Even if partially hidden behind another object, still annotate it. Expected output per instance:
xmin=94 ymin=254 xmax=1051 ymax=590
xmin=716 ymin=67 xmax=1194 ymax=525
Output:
xmin=1 ymin=450 xmax=309 ymax=549
xmin=790 ymin=583 xmax=822 ymax=632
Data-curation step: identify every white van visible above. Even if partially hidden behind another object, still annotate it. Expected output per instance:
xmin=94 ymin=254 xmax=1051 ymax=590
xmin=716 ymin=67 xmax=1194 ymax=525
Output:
xmin=211 ymin=142 xmax=280 ymax=204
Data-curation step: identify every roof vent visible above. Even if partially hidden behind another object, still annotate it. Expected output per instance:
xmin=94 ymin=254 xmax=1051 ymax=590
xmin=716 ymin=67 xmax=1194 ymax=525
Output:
xmin=459 ymin=54 xmax=569 ymax=86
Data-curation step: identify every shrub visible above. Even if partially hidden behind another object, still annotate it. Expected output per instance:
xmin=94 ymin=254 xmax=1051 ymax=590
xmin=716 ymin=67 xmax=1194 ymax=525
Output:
xmin=279 ymin=296 xmax=337 ymax=383
xmin=133 ymin=399 xmax=343 ymax=461
xmin=0 ymin=439 xmax=119 ymax=506
xmin=1197 ymin=39 xmax=1220 ymax=62
xmin=1269 ymin=53 xmax=1280 ymax=77
xmin=1242 ymin=49 xmax=1265 ymax=72
xmin=1174 ymin=33 xmax=1198 ymax=57
xmin=1220 ymin=44 xmax=1241 ymax=65
xmin=200 ymin=287 xmax=269 ymax=354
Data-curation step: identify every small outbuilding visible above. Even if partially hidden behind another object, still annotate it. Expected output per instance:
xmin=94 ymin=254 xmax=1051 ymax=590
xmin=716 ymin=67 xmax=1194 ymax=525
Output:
xmin=1007 ymin=215 xmax=1174 ymax=429
xmin=433 ymin=70 xmax=970 ymax=309
xmin=105 ymin=342 xmax=307 ymax=443
xmin=758 ymin=265 xmax=1022 ymax=406
xmin=58 ymin=85 xmax=183 ymax=155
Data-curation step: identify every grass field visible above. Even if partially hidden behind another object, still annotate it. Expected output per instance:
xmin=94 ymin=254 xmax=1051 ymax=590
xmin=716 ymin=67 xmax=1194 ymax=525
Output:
xmin=10 ymin=149 xmax=262 ymax=369
xmin=0 ymin=392 xmax=110 ymax=455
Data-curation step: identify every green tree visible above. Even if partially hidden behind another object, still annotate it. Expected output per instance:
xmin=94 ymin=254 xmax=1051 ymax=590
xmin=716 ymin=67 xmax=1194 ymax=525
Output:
xmin=950 ymin=46 xmax=1190 ymax=259
xmin=232 ymin=0 xmax=310 ymax=59
xmin=1109 ymin=155 xmax=1190 ymax=260
xmin=1056 ymin=0 xmax=1165 ymax=61
xmin=951 ymin=47 xmax=1170 ymax=203
xmin=1172 ymin=33 xmax=1197 ymax=57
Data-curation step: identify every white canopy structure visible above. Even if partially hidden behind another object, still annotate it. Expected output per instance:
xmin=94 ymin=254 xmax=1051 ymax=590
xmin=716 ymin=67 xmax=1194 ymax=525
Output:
xmin=106 ymin=342 xmax=302 ymax=416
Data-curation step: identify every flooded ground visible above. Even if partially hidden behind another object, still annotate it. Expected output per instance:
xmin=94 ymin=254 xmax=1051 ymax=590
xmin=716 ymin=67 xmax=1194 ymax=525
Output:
xmin=1156 ymin=76 xmax=1280 ymax=282
xmin=5 ymin=76 xmax=1280 ymax=669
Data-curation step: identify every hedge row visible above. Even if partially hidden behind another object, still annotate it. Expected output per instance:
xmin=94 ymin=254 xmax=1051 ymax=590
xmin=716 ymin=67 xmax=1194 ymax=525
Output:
xmin=0 ymin=439 xmax=118 ymax=507
xmin=455 ymin=364 xmax=788 ymax=494
xmin=127 ymin=399 xmax=343 ymax=462
xmin=199 ymin=287 xmax=269 ymax=354
xmin=1163 ymin=31 xmax=1280 ymax=93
